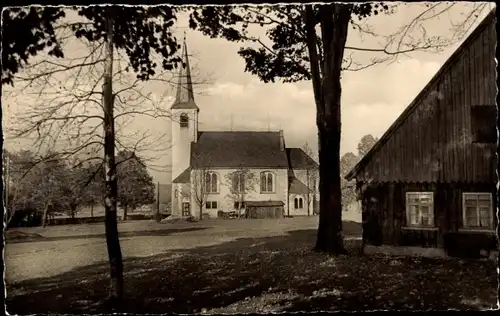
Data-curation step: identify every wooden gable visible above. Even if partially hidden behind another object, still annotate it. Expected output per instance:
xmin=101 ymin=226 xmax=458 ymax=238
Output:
xmin=346 ymin=11 xmax=497 ymax=184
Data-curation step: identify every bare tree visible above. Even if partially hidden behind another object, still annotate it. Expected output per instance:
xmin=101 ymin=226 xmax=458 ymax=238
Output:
xmin=225 ymin=167 xmax=257 ymax=218
xmin=302 ymin=142 xmax=319 ymax=216
xmin=188 ymin=167 xmax=212 ymax=220
xmin=1 ymin=6 xmax=213 ymax=305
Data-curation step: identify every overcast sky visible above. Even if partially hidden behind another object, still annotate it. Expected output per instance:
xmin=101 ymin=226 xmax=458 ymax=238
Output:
xmin=2 ymin=3 xmax=495 ymax=184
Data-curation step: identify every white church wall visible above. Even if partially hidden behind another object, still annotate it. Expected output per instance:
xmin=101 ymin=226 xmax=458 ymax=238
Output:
xmin=171 ymin=183 xmax=191 ymax=217
xmin=171 ymin=109 xmax=197 ymax=181
xmin=189 ymin=168 xmax=289 ymax=218
xmin=291 ymin=168 xmax=319 ymax=215
xmin=287 ymin=193 xmax=313 ymax=216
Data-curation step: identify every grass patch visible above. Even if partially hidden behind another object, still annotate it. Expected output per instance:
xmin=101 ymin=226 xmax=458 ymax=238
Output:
xmin=6 ymin=226 xmax=496 ymax=313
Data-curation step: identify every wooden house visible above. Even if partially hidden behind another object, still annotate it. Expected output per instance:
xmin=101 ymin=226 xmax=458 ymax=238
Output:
xmin=345 ymin=10 xmax=497 ymax=258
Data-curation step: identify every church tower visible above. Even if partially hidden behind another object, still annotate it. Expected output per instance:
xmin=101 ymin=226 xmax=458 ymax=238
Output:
xmin=171 ymin=37 xmax=199 ymax=183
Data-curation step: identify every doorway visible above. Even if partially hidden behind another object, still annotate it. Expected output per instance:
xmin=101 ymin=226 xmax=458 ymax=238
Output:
xmin=182 ymin=202 xmax=191 ymax=217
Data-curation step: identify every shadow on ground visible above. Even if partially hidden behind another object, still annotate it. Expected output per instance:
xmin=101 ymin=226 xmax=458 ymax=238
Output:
xmin=6 ymin=222 xmax=496 ymax=313
xmin=5 ymin=227 xmax=209 ymax=244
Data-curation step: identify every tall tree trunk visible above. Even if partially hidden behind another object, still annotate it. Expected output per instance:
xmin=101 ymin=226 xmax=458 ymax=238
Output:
xmin=123 ymin=205 xmax=128 ymax=221
xmin=91 ymin=204 xmax=94 ymax=218
xmin=42 ymin=203 xmax=49 ymax=228
xmin=304 ymin=4 xmax=351 ymax=254
xmin=102 ymin=9 xmax=124 ymax=306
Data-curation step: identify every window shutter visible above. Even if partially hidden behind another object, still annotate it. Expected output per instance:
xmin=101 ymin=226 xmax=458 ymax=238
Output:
xmin=471 ymin=105 xmax=496 ymax=143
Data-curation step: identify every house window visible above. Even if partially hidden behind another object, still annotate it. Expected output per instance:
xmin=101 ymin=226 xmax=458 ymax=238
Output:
xmin=180 ymin=113 xmax=189 ymax=128
xmin=260 ymin=171 xmax=275 ymax=193
xmin=204 ymin=172 xmax=218 ymax=193
xmin=462 ymin=193 xmax=493 ymax=229
xmin=471 ymin=105 xmax=496 ymax=143
xmin=182 ymin=202 xmax=190 ymax=217
xmin=234 ymin=201 xmax=245 ymax=209
xmin=205 ymin=201 xmax=218 ymax=209
xmin=175 ymin=189 xmax=178 ymax=198
xmin=294 ymin=197 xmax=304 ymax=209
xmin=232 ymin=172 xmax=245 ymax=193
xmin=405 ymin=192 xmax=434 ymax=227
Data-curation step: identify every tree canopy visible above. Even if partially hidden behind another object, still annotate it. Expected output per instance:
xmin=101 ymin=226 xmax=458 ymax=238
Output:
xmin=116 ymin=150 xmax=156 ymax=212
xmin=2 ymin=6 xmax=182 ymax=86
xmin=357 ymin=134 xmax=379 ymax=158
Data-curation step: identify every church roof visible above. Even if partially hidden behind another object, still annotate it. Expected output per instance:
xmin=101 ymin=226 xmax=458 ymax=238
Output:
xmin=170 ymin=38 xmax=199 ymax=111
xmin=288 ymin=177 xmax=310 ymax=194
xmin=190 ymin=131 xmax=289 ymax=169
xmin=172 ymin=167 xmax=191 ymax=183
xmin=286 ymin=148 xmax=318 ymax=170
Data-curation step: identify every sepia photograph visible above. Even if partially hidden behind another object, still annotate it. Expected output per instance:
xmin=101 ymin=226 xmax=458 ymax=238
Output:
xmin=2 ymin=1 xmax=498 ymax=313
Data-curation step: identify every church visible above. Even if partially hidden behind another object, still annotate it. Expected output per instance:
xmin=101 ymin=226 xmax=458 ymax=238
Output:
xmin=170 ymin=39 xmax=319 ymax=219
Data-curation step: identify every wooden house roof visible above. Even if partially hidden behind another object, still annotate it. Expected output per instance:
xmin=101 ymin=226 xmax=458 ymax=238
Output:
xmin=345 ymin=9 xmax=496 ymax=182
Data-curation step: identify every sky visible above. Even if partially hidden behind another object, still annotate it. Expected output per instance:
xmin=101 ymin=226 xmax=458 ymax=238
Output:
xmin=2 ymin=2 xmax=495 ymax=184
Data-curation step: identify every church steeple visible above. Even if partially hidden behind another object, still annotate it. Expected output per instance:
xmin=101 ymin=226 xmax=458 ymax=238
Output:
xmin=171 ymin=34 xmax=199 ymax=111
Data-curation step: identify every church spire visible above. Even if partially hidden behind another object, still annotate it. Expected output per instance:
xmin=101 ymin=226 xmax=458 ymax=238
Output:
xmin=171 ymin=33 xmax=199 ymax=111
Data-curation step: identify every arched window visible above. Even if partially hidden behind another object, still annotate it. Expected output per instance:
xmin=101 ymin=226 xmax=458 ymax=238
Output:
xmin=232 ymin=172 xmax=245 ymax=193
xmin=175 ymin=189 xmax=178 ymax=198
xmin=204 ymin=172 xmax=218 ymax=193
xmin=180 ymin=113 xmax=189 ymax=128
xmin=294 ymin=197 xmax=304 ymax=209
xmin=260 ymin=171 xmax=274 ymax=193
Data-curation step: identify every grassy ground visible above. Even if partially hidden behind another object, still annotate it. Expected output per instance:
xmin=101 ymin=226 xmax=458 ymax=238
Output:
xmin=5 ymin=217 xmax=497 ymax=313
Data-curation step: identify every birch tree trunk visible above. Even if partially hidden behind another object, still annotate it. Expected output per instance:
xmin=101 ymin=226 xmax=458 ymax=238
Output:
xmin=102 ymin=9 xmax=124 ymax=304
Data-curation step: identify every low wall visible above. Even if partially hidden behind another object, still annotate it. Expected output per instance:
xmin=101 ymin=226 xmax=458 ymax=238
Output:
xmin=46 ymin=214 xmax=168 ymax=226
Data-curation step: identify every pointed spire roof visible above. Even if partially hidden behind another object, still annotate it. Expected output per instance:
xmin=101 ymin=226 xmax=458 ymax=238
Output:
xmin=171 ymin=34 xmax=199 ymax=111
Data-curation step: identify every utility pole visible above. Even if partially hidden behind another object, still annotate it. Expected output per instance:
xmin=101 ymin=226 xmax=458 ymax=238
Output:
xmin=156 ymin=182 xmax=160 ymax=222
xmin=3 ymin=154 xmax=10 ymax=223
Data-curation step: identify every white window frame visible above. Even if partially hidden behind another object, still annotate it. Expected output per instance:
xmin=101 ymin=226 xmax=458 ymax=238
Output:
xmin=204 ymin=172 xmax=219 ymax=194
xmin=205 ymin=201 xmax=218 ymax=210
xmin=233 ymin=172 xmax=245 ymax=193
xmin=461 ymin=192 xmax=494 ymax=230
xmin=294 ymin=197 xmax=304 ymax=209
xmin=405 ymin=192 xmax=435 ymax=228
xmin=260 ymin=171 xmax=275 ymax=193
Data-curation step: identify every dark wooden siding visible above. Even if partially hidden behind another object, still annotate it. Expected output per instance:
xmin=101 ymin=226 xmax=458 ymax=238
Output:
xmin=361 ymin=182 xmax=497 ymax=248
xmin=356 ymin=15 xmax=496 ymax=183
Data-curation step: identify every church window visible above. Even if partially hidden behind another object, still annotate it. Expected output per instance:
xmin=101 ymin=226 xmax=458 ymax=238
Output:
xmin=260 ymin=171 xmax=275 ymax=193
xmin=180 ymin=113 xmax=189 ymax=128
xmin=294 ymin=197 xmax=304 ymax=209
xmin=205 ymin=172 xmax=218 ymax=193
xmin=232 ymin=172 xmax=245 ymax=193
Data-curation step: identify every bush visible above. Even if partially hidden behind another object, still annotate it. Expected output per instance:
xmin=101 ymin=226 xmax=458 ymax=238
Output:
xmin=186 ymin=216 xmax=198 ymax=222
xmin=202 ymin=212 xmax=211 ymax=220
